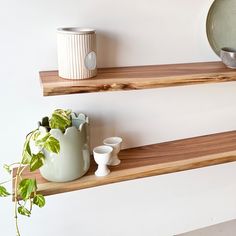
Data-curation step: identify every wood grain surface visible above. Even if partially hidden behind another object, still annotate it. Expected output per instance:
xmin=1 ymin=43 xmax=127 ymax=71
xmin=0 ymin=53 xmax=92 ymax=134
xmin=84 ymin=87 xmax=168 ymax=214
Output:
xmin=40 ymin=61 xmax=236 ymax=96
xmin=13 ymin=131 xmax=236 ymax=197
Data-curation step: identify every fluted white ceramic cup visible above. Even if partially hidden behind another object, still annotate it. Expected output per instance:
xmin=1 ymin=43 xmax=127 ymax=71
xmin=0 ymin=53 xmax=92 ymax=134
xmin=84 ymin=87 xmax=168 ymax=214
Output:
xmin=57 ymin=27 xmax=97 ymax=80
xmin=93 ymin=145 xmax=113 ymax=177
xmin=103 ymin=137 xmax=122 ymax=166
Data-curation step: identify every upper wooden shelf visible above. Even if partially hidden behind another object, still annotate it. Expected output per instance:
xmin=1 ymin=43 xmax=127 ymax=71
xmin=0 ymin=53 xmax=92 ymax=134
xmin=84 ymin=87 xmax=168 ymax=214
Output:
xmin=15 ymin=131 xmax=236 ymax=197
xmin=40 ymin=61 xmax=236 ymax=96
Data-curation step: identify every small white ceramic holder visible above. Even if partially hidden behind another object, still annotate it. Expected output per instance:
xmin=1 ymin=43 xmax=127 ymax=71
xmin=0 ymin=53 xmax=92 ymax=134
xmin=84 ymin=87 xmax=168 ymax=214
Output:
xmin=103 ymin=137 xmax=123 ymax=166
xmin=93 ymin=145 xmax=113 ymax=177
xmin=57 ymin=27 xmax=97 ymax=80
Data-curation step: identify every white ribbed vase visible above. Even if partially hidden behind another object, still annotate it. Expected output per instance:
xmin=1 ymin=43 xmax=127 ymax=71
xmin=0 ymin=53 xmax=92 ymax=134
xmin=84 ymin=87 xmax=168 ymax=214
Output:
xmin=57 ymin=27 xmax=97 ymax=80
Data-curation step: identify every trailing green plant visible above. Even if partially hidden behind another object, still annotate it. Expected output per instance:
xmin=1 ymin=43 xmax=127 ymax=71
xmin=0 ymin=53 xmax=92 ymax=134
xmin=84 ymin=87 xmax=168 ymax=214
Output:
xmin=0 ymin=109 xmax=72 ymax=236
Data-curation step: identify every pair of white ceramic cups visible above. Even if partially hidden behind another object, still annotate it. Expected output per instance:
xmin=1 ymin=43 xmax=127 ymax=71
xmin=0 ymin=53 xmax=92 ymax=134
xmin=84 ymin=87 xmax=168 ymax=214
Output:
xmin=93 ymin=137 xmax=122 ymax=177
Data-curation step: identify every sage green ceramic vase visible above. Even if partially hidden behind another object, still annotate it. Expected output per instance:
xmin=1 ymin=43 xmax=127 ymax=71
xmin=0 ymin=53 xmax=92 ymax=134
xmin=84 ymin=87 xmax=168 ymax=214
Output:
xmin=39 ymin=113 xmax=90 ymax=182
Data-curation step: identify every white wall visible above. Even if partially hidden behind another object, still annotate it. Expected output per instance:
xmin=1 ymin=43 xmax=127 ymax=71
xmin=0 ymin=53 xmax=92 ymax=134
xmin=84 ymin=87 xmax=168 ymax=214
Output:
xmin=1 ymin=0 xmax=236 ymax=235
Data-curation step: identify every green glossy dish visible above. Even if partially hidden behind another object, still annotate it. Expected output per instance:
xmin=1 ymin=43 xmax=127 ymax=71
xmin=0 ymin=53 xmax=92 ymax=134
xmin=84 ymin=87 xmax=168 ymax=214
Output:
xmin=206 ymin=0 xmax=236 ymax=56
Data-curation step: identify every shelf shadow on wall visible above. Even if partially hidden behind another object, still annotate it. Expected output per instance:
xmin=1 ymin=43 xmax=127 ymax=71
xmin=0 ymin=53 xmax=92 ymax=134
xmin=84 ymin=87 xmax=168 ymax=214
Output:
xmin=96 ymin=31 xmax=121 ymax=68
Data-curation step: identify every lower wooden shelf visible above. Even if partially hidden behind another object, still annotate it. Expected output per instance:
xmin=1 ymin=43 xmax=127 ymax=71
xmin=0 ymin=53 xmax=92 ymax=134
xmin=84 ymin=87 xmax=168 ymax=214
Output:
xmin=14 ymin=131 xmax=236 ymax=197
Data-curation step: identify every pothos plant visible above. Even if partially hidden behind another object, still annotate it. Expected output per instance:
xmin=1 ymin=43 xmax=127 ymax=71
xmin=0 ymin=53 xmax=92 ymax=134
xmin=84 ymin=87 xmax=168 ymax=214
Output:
xmin=0 ymin=109 xmax=72 ymax=236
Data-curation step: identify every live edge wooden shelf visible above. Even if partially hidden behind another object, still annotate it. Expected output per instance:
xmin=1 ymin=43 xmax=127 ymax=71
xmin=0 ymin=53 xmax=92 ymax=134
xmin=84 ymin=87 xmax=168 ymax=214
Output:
xmin=40 ymin=61 xmax=236 ymax=96
xmin=14 ymin=131 xmax=236 ymax=197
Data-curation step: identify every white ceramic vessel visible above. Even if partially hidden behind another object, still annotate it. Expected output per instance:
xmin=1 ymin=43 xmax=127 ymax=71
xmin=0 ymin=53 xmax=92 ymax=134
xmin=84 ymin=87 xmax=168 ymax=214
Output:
xmin=39 ymin=113 xmax=90 ymax=182
xmin=93 ymin=145 xmax=113 ymax=177
xmin=103 ymin=137 xmax=122 ymax=166
xmin=57 ymin=27 xmax=97 ymax=80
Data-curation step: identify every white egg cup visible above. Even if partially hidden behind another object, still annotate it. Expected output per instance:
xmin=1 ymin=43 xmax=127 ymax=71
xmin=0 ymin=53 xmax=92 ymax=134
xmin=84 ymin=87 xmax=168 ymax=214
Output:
xmin=103 ymin=137 xmax=123 ymax=166
xmin=93 ymin=145 xmax=113 ymax=177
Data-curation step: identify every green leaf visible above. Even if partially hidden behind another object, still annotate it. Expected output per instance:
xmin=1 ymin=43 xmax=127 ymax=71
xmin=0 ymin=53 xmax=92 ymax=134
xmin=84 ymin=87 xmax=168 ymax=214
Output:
xmin=18 ymin=206 xmax=31 ymax=217
xmin=18 ymin=179 xmax=37 ymax=200
xmin=49 ymin=109 xmax=72 ymax=132
xmin=44 ymin=136 xmax=60 ymax=154
xmin=33 ymin=194 xmax=45 ymax=208
xmin=22 ymin=150 xmax=32 ymax=165
xmin=34 ymin=131 xmax=60 ymax=154
xmin=30 ymin=153 xmax=45 ymax=172
xmin=3 ymin=164 xmax=12 ymax=174
xmin=54 ymin=109 xmax=72 ymax=116
xmin=22 ymin=138 xmax=32 ymax=165
xmin=35 ymin=133 xmax=50 ymax=147
xmin=64 ymin=109 xmax=72 ymax=116
xmin=0 ymin=185 xmax=10 ymax=197
xmin=32 ymin=130 xmax=41 ymax=141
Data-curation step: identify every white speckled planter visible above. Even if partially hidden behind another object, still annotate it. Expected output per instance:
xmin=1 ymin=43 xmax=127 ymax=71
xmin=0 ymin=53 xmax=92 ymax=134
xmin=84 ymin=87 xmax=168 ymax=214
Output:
xmin=39 ymin=114 xmax=90 ymax=182
xmin=57 ymin=27 xmax=97 ymax=80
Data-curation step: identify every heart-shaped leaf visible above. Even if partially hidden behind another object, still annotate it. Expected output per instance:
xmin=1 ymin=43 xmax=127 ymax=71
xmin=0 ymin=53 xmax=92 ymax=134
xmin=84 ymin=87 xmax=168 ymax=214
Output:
xmin=18 ymin=206 xmax=31 ymax=217
xmin=30 ymin=153 xmax=45 ymax=172
xmin=3 ymin=164 xmax=12 ymax=174
xmin=22 ymin=138 xmax=32 ymax=165
xmin=0 ymin=186 xmax=10 ymax=197
xmin=35 ymin=133 xmax=50 ymax=147
xmin=49 ymin=109 xmax=72 ymax=132
xmin=44 ymin=136 xmax=60 ymax=154
xmin=18 ymin=179 xmax=37 ymax=200
xmin=33 ymin=194 xmax=45 ymax=208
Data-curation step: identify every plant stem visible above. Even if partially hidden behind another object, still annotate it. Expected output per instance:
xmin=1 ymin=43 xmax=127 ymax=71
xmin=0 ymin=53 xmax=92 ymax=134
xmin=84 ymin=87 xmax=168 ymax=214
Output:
xmin=14 ymin=164 xmax=28 ymax=236
xmin=0 ymin=165 xmax=28 ymax=186
xmin=18 ymin=165 xmax=28 ymax=179
xmin=29 ymin=198 xmax=33 ymax=212
xmin=0 ymin=178 xmax=15 ymax=185
xmin=14 ymin=165 xmax=21 ymax=236
xmin=14 ymin=130 xmax=36 ymax=236
xmin=8 ymin=162 xmax=21 ymax=167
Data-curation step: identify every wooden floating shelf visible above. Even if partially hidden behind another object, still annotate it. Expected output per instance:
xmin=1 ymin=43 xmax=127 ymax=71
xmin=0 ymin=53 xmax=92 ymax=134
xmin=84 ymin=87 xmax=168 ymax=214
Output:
xmin=14 ymin=131 xmax=236 ymax=197
xmin=40 ymin=61 xmax=236 ymax=96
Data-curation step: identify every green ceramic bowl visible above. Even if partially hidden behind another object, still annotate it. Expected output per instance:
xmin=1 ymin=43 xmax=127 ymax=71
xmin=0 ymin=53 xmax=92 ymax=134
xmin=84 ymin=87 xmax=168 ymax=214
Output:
xmin=206 ymin=0 xmax=236 ymax=56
